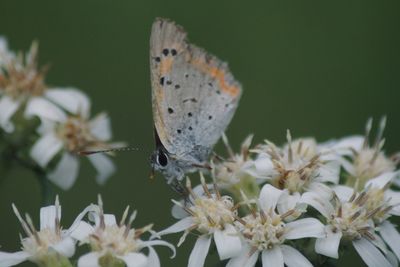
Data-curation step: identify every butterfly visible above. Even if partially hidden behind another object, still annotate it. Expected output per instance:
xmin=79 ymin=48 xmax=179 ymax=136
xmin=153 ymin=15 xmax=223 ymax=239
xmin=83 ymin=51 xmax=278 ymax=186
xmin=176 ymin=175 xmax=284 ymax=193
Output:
xmin=149 ymin=18 xmax=242 ymax=194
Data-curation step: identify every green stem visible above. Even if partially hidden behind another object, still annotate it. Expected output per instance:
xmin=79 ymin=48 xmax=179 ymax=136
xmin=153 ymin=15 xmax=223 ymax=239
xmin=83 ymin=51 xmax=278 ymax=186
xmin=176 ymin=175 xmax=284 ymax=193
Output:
xmin=37 ymin=173 xmax=54 ymax=206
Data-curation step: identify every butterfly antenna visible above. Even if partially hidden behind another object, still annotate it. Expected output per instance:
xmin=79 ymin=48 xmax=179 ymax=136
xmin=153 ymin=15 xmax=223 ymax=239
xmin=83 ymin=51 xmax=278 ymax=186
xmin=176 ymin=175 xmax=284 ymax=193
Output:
xmin=78 ymin=147 xmax=139 ymax=156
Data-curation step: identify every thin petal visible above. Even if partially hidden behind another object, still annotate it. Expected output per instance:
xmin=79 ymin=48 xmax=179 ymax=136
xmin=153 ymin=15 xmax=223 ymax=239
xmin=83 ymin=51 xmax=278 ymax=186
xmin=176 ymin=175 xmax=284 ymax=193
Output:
xmin=226 ymin=246 xmax=259 ymax=267
xmin=366 ymin=172 xmax=399 ymax=189
xmin=45 ymin=88 xmax=90 ymax=117
xmin=300 ymin=191 xmax=334 ymax=218
xmin=214 ymin=224 xmax=242 ymax=260
xmin=316 ymin=161 xmax=340 ymax=184
xmin=259 ymin=184 xmax=283 ymax=212
xmin=285 ymin=218 xmax=325 ymax=239
xmin=261 ymin=247 xmax=284 ymax=267
xmin=87 ymin=154 xmax=115 ymax=185
xmin=24 ymin=97 xmax=66 ymax=122
xmin=331 ymin=185 xmax=354 ymax=202
xmin=40 ymin=205 xmax=61 ymax=230
xmin=119 ymin=252 xmax=148 ymax=267
xmin=329 ymin=136 xmax=364 ymax=155
xmin=188 ymin=236 xmax=212 ymax=267
xmin=0 ymin=251 xmax=30 ymax=267
xmin=281 ymin=245 xmax=312 ymax=267
xmin=30 ymin=132 xmax=63 ymax=168
xmin=50 ymin=237 xmax=75 ymax=258
xmin=352 ymin=237 xmax=392 ymax=267
xmin=315 ymin=227 xmax=342 ymax=259
xmin=67 ymin=204 xmax=99 ymax=235
xmin=70 ymin=221 xmax=94 ymax=242
xmin=0 ymin=96 xmax=19 ymax=133
xmin=78 ymin=252 xmax=101 ymax=267
xmin=277 ymin=191 xmax=300 ymax=217
xmin=156 ymin=217 xmax=194 ymax=237
xmin=379 ymin=221 xmax=400 ymax=261
xmin=89 ymin=112 xmax=112 ymax=141
xmin=171 ymin=201 xmax=190 ymax=219
xmin=47 ymin=153 xmax=80 ymax=190
xmin=141 ymin=240 xmax=176 ymax=259
xmin=146 ymin=246 xmax=160 ymax=267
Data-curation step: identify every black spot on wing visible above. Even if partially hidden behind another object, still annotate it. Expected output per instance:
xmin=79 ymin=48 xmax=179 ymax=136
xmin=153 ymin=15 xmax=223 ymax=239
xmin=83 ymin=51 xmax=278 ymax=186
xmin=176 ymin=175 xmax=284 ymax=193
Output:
xmin=168 ymin=108 xmax=174 ymax=114
xmin=160 ymin=77 xmax=165 ymax=86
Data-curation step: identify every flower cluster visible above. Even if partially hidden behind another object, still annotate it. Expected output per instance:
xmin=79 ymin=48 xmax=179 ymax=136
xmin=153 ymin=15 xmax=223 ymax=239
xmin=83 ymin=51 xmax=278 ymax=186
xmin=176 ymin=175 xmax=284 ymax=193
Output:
xmin=159 ymin=117 xmax=400 ymax=267
xmin=0 ymin=196 xmax=175 ymax=267
xmin=0 ymin=37 xmax=122 ymax=190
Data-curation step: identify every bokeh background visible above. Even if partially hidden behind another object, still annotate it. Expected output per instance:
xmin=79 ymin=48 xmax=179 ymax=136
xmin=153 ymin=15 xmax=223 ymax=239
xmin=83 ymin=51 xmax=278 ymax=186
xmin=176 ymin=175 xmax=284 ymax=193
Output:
xmin=1 ymin=1 xmax=399 ymax=266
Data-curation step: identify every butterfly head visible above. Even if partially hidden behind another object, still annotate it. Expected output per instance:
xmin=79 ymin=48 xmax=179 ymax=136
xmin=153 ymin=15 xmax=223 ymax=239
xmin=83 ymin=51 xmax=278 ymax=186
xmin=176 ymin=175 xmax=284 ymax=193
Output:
xmin=150 ymin=148 xmax=184 ymax=182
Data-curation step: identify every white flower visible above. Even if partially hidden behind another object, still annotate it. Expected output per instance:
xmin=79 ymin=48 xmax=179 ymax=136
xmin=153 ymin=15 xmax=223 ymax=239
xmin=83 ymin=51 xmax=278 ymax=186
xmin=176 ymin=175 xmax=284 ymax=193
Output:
xmin=249 ymin=131 xmax=340 ymax=216
xmin=30 ymin=111 xmax=119 ymax=190
xmin=302 ymin=183 xmax=395 ymax=267
xmin=0 ymin=39 xmax=89 ymax=133
xmin=156 ymin=175 xmax=242 ymax=267
xmin=227 ymin=184 xmax=325 ymax=267
xmin=0 ymin=196 xmax=91 ymax=267
xmin=71 ymin=196 xmax=175 ymax=267
xmin=335 ymin=118 xmax=397 ymax=190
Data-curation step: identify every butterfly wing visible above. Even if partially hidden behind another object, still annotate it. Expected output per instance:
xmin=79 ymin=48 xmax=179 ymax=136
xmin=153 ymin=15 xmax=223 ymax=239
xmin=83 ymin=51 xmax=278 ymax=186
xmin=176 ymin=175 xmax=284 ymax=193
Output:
xmin=150 ymin=18 xmax=242 ymax=159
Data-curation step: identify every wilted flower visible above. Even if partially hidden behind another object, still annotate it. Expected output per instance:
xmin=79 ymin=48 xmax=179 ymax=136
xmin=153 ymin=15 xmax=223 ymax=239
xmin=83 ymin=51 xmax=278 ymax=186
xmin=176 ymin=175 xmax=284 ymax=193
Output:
xmin=0 ymin=196 xmax=91 ymax=267
xmin=71 ymin=196 xmax=175 ymax=267
xmin=157 ymin=175 xmax=242 ymax=267
xmin=30 ymin=110 xmax=120 ymax=190
xmin=228 ymin=184 xmax=325 ymax=267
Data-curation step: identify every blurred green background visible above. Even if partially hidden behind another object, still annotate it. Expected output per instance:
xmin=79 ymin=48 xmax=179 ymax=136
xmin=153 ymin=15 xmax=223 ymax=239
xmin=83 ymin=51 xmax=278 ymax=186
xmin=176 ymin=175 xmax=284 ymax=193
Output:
xmin=1 ymin=1 xmax=399 ymax=266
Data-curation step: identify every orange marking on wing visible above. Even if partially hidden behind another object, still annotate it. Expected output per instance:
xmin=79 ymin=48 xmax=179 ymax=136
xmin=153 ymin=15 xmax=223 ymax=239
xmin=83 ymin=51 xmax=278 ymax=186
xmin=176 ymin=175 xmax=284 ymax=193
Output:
xmin=191 ymin=58 xmax=240 ymax=97
xmin=160 ymin=57 xmax=174 ymax=75
xmin=209 ymin=67 xmax=240 ymax=97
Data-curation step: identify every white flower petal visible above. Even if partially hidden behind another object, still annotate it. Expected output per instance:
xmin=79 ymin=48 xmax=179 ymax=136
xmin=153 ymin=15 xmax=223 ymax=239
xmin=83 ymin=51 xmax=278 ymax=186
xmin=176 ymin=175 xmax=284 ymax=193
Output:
xmin=70 ymin=221 xmax=94 ymax=242
xmin=146 ymin=246 xmax=160 ymax=267
xmin=259 ymin=184 xmax=283 ymax=211
xmin=30 ymin=132 xmax=63 ymax=168
xmin=67 ymin=204 xmax=99 ymax=235
xmin=352 ymin=237 xmax=392 ymax=267
xmin=141 ymin=240 xmax=176 ymax=259
xmin=87 ymin=154 xmax=115 ymax=185
xmin=300 ymin=191 xmax=334 ymax=218
xmin=281 ymin=245 xmax=312 ymax=267
xmin=329 ymin=135 xmax=364 ymax=155
xmin=95 ymin=214 xmax=116 ymax=227
xmin=315 ymin=226 xmax=342 ymax=258
xmin=89 ymin=112 xmax=112 ymax=141
xmin=119 ymin=252 xmax=148 ymax=267
xmin=188 ymin=236 xmax=212 ymax=267
xmin=0 ymin=96 xmax=19 ymax=133
xmin=50 ymin=237 xmax=75 ymax=258
xmin=40 ymin=205 xmax=61 ymax=230
xmin=47 ymin=152 xmax=79 ymax=190
xmin=316 ymin=161 xmax=340 ymax=184
xmin=214 ymin=224 xmax=242 ymax=260
xmin=251 ymin=155 xmax=275 ymax=178
xmin=285 ymin=218 xmax=325 ymax=239
xmin=226 ymin=247 xmax=259 ymax=267
xmin=366 ymin=172 xmax=399 ymax=189
xmin=78 ymin=252 xmax=101 ymax=267
xmin=171 ymin=200 xmax=190 ymax=219
xmin=379 ymin=221 xmax=400 ymax=261
xmin=261 ymin=246 xmax=284 ymax=267
xmin=0 ymin=251 xmax=30 ymax=267
xmin=45 ymin=88 xmax=90 ymax=117
xmin=156 ymin=217 xmax=194 ymax=237
xmin=25 ymin=97 xmax=66 ymax=122
xmin=277 ymin=191 xmax=300 ymax=217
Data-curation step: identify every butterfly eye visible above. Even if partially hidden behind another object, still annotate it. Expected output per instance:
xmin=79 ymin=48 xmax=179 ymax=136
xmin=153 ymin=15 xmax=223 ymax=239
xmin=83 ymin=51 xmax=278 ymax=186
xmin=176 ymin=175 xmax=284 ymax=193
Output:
xmin=157 ymin=151 xmax=169 ymax=167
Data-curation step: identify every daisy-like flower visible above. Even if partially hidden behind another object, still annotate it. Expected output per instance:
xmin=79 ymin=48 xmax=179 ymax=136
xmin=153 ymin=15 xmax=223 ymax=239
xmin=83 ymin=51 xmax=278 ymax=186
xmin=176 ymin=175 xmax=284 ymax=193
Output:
xmin=302 ymin=183 xmax=395 ymax=267
xmin=331 ymin=171 xmax=400 ymax=262
xmin=227 ymin=184 xmax=325 ymax=267
xmin=71 ymin=196 xmax=175 ymax=267
xmin=212 ymin=134 xmax=261 ymax=199
xmin=30 ymin=109 xmax=120 ymax=190
xmin=249 ymin=131 xmax=340 ymax=216
xmin=156 ymin=175 xmax=242 ymax=267
xmin=0 ymin=196 xmax=92 ymax=267
xmin=336 ymin=117 xmax=397 ymax=190
xmin=0 ymin=38 xmax=89 ymax=133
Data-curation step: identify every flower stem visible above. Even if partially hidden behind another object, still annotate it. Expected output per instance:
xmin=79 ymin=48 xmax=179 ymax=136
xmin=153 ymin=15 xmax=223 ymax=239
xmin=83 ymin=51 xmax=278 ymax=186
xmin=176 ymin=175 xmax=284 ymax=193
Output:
xmin=37 ymin=173 xmax=54 ymax=206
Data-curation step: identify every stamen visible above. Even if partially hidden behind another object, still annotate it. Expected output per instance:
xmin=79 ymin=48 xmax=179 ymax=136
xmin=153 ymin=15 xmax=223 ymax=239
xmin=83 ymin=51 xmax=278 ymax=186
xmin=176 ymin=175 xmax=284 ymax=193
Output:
xmin=199 ymin=173 xmax=211 ymax=198
xmin=363 ymin=117 xmax=373 ymax=149
xmin=222 ymin=133 xmax=235 ymax=158
xmin=12 ymin=204 xmax=33 ymax=237
xmin=25 ymin=214 xmax=41 ymax=245
xmin=120 ymin=206 xmax=130 ymax=226
xmin=287 ymin=129 xmax=293 ymax=164
xmin=374 ymin=116 xmax=386 ymax=149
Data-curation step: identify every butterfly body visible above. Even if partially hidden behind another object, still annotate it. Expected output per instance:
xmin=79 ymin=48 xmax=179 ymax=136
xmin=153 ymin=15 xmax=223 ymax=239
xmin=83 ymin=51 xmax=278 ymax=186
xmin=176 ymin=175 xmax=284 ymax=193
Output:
xmin=149 ymin=18 xmax=242 ymax=190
